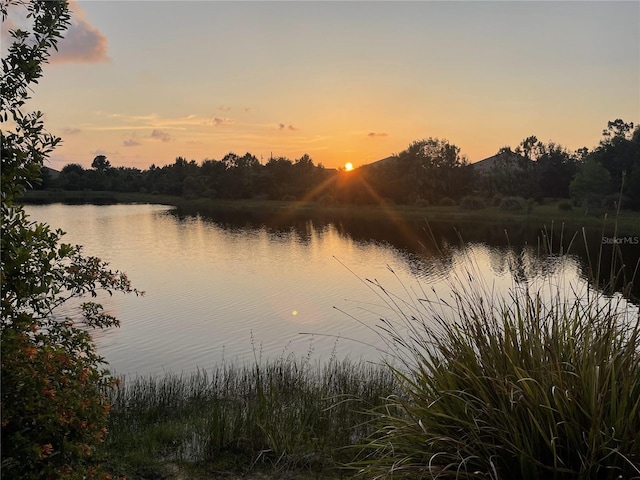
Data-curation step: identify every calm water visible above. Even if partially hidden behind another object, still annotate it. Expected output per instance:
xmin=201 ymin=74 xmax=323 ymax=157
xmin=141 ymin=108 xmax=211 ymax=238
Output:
xmin=24 ymin=203 xmax=632 ymax=377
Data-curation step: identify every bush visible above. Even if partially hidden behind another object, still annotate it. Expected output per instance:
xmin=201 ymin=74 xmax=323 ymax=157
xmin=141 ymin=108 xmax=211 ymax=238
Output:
xmin=353 ymin=264 xmax=640 ymax=479
xmin=499 ymin=196 xmax=526 ymax=211
xmin=459 ymin=195 xmax=486 ymax=210
xmin=1 ymin=3 xmax=138 ymax=478
xmin=318 ymin=194 xmax=339 ymax=206
xmin=414 ymin=198 xmax=430 ymax=207
xmin=601 ymin=194 xmax=620 ymax=210
xmin=491 ymin=194 xmax=504 ymax=206
xmin=437 ymin=196 xmax=456 ymax=206
xmin=558 ymin=200 xmax=572 ymax=211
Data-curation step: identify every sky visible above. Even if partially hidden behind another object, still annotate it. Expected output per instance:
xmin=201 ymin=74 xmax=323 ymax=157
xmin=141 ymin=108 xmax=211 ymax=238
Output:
xmin=4 ymin=0 xmax=639 ymax=171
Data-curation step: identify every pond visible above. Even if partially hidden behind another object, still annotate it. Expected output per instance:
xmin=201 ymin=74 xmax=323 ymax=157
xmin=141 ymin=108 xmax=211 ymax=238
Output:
xmin=24 ymin=203 xmax=637 ymax=377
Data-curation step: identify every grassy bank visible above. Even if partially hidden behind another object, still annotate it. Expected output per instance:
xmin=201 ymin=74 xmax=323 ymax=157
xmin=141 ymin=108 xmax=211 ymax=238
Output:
xmin=20 ymin=190 xmax=181 ymax=206
xmin=101 ymin=357 xmax=398 ymax=479
xmin=21 ymin=190 xmax=640 ymax=235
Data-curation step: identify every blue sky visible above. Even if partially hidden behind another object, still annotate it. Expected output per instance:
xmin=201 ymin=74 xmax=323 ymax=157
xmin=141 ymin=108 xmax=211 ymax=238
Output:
xmin=6 ymin=0 xmax=639 ymax=170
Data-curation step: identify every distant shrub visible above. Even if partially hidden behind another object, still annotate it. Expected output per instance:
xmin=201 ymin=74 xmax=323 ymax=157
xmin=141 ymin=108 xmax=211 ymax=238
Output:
xmin=437 ymin=197 xmax=456 ymax=207
xmin=415 ymin=198 xmax=430 ymax=207
xmin=281 ymin=194 xmax=296 ymax=202
xmin=491 ymin=194 xmax=504 ymax=206
xmin=558 ymin=200 xmax=572 ymax=211
xmin=459 ymin=196 xmax=486 ymax=210
xmin=318 ymin=195 xmax=339 ymax=206
xmin=601 ymin=194 xmax=620 ymax=210
xmin=499 ymin=196 xmax=526 ymax=211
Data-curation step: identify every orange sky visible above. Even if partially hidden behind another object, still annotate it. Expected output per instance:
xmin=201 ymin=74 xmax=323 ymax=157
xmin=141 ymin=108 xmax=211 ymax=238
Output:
xmin=5 ymin=1 xmax=638 ymax=171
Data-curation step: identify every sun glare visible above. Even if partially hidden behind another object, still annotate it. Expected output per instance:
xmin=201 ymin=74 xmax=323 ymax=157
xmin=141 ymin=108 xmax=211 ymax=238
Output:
xmin=344 ymin=162 xmax=354 ymax=171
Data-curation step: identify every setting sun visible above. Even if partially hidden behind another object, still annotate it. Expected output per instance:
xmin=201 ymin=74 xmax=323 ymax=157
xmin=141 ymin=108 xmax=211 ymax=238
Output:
xmin=344 ymin=162 xmax=354 ymax=172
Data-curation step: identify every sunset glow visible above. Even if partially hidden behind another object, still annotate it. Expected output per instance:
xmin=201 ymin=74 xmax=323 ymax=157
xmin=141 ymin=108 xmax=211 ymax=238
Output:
xmin=345 ymin=163 xmax=354 ymax=172
xmin=8 ymin=1 xmax=638 ymax=171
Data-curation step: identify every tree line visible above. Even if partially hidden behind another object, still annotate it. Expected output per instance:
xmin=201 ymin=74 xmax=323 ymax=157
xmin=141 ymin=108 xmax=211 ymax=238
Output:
xmin=40 ymin=119 xmax=640 ymax=211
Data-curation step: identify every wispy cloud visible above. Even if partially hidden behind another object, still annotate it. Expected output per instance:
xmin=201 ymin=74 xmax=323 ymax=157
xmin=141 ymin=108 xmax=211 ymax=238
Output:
xmin=51 ymin=1 xmax=109 ymax=64
xmin=91 ymin=149 xmax=117 ymax=157
xmin=151 ymin=129 xmax=172 ymax=142
xmin=211 ymin=117 xmax=234 ymax=126
xmin=88 ymin=112 xmax=205 ymax=131
xmin=62 ymin=127 xmax=81 ymax=135
xmin=279 ymin=124 xmax=299 ymax=131
xmin=123 ymin=138 xmax=141 ymax=147
xmin=218 ymin=105 xmax=232 ymax=112
xmin=368 ymin=132 xmax=389 ymax=137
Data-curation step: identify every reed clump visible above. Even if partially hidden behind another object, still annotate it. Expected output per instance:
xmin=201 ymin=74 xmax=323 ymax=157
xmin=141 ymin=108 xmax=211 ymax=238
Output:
xmin=104 ymin=356 xmax=397 ymax=476
xmin=351 ymin=270 xmax=640 ymax=479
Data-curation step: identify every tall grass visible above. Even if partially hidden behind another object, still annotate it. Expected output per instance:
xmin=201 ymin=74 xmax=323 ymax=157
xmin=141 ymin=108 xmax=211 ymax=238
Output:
xmin=104 ymin=355 xmax=397 ymax=476
xmin=351 ymin=233 xmax=640 ymax=479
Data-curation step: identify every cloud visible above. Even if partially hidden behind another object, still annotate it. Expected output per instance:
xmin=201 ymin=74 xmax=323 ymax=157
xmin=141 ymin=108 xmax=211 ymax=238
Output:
xmin=212 ymin=117 xmax=234 ymax=126
xmin=218 ymin=105 xmax=232 ymax=112
xmin=62 ymin=127 xmax=81 ymax=135
xmin=87 ymin=112 xmax=211 ymax=131
xmin=279 ymin=124 xmax=298 ymax=131
xmin=51 ymin=1 xmax=109 ymax=64
xmin=123 ymin=138 xmax=141 ymax=147
xmin=150 ymin=129 xmax=172 ymax=142
xmin=90 ymin=149 xmax=116 ymax=157
xmin=368 ymin=132 xmax=389 ymax=137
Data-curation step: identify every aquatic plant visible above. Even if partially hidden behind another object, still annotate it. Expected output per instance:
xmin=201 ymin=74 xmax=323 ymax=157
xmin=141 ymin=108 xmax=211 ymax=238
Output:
xmin=351 ymin=235 xmax=640 ymax=479
xmin=104 ymin=355 xmax=397 ymax=476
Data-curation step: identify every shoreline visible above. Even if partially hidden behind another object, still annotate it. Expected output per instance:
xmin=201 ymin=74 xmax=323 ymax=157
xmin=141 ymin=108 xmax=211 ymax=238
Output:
xmin=21 ymin=190 xmax=640 ymax=236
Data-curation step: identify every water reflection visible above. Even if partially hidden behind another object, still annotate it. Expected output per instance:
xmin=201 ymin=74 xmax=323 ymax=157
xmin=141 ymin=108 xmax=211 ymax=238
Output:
xmin=23 ymin=204 xmax=638 ymax=378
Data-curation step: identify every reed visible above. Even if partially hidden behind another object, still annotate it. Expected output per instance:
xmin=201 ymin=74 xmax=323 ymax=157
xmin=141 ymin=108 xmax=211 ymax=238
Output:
xmin=103 ymin=355 xmax=397 ymax=476
xmin=350 ymin=236 xmax=640 ymax=479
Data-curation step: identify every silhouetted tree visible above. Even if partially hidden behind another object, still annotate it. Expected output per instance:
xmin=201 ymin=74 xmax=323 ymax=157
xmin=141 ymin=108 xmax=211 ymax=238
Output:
xmin=91 ymin=154 xmax=111 ymax=172
xmin=533 ymin=142 xmax=578 ymax=199
xmin=570 ymin=158 xmax=611 ymax=213
xmin=385 ymin=137 xmax=470 ymax=204
xmin=265 ymin=156 xmax=294 ymax=199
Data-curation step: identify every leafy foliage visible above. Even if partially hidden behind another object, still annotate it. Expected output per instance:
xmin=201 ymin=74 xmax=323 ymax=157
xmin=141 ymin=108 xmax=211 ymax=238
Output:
xmin=499 ymin=196 xmax=526 ymax=211
xmin=459 ymin=195 xmax=486 ymax=210
xmin=1 ymin=1 xmax=137 ymax=477
xmin=570 ymin=158 xmax=612 ymax=213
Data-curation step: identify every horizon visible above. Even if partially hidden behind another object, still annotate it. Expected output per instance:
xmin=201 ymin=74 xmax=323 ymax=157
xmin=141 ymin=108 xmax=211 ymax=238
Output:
xmin=3 ymin=1 xmax=638 ymax=171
